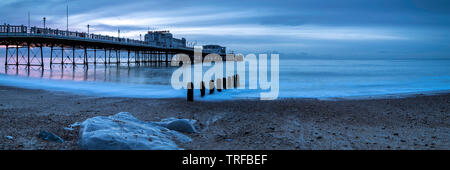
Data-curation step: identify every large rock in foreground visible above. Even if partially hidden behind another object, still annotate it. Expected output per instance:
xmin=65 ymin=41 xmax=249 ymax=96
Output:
xmin=78 ymin=112 xmax=194 ymax=150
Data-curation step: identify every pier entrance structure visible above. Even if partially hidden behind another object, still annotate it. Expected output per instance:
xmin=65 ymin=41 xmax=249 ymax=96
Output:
xmin=0 ymin=24 xmax=217 ymax=68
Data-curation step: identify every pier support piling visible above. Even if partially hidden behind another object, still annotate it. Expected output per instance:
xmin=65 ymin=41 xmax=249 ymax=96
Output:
xmin=16 ymin=45 xmax=19 ymax=66
xmin=72 ymin=46 xmax=75 ymax=66
xmin=61 ymin=46 xmax=64 ymax=65
xmin=108 ymin=49 xmax=111 ymax=64
xmin=50 ymin=45 xmax=53 ymax=66
xmin=40 ymin=45 xmax=44 ymax=67
xmin=104 ymin=49 xmax=107 ymax=65
xmin=165 ymin=51 xmax=168 ymax=63
xmin=94 ymin=48 xmax=97 ymax=64
xmin=27 ymin=43 xmax=30 ymax=67
xmin=127 ymin=50 xmax=130 ymax=64
xmin=117 ymin=49 xmax=120 ymax=64
xmin=84 ymin=47 xmax=87 ymax=65
xmin=5 ymin=45 xmax=8 ymax=66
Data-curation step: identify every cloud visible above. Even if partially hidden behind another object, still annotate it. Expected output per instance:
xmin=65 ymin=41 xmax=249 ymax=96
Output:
xmin=0 ymin=0 xmax=449 ymax=57
xmin=168 ymin=24 xmax=408 ymax=40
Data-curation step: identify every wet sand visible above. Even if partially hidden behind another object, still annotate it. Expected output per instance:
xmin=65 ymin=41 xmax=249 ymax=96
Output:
xmin=0 ymin=85 xmax=448 ymax=150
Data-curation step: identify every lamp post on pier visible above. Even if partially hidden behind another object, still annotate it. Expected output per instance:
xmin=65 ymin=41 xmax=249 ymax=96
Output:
xmin=43 ymin=17 xmax=46 ymax=29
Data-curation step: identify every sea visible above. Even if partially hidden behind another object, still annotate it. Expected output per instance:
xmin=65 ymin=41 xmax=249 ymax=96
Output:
xmin=0 ymin=50 xmax=449 ymax=100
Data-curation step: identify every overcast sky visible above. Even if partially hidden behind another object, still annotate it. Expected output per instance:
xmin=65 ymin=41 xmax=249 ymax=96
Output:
xmin=1 ymin=0 xmax=449 ymax=58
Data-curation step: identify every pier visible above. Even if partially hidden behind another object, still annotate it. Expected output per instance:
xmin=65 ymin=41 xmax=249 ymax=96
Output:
xmin=0 ymin=24 xmax=219 ymax=68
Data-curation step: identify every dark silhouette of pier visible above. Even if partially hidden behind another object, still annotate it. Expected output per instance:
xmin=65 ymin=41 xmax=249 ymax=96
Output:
xmin=0 ymin=24 xmax=213 ymax=68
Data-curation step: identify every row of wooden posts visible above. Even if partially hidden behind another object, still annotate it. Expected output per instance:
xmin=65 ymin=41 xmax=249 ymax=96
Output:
xmin=187 ymin=74 xmax=240 ymax=101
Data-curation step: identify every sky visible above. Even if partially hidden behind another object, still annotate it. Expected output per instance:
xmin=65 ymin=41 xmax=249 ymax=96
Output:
xmin=0 ymin=0 xmax=449 ymax=58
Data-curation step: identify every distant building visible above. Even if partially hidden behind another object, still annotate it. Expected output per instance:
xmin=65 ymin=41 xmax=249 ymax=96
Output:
xmin=144 ymin=31 xmax=186 ymax=48
xmin=202 ymin=45 xmax=226 ymax=56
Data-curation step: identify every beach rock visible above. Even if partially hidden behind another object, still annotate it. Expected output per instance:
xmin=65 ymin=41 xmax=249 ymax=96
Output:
xmin=78 ymin=112 xmax=193 ymax=150
xmin=153 ymin=117 xmax=197 ymax=133
xmin=39 ymin=131 xmax=64 ymax=143
xmin=166 ymin=119 xmax=196 ymax=133
xmin=64 ymin=122 xmax=81 ymax=131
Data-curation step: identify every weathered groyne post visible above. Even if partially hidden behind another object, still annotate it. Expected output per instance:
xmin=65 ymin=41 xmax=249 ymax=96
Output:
xmin=223 ymin=77 xmax=227 ymax=90
xmin=209 ymin=80 xmax=215 ymax=94
xmin=227 ymin=76 xmax=233 ymax=89
xmin=236 ymin=74 xmax=240 ymax=88
xmin=187 ymin=82 xmax=194 ymax=101
xmin=233 ymin=74 xmax=237 ymax=88
xmin=200 ymin=81 xmax=206 ymax=97
xmin=216 ymin=78 xmax=222 ymax=92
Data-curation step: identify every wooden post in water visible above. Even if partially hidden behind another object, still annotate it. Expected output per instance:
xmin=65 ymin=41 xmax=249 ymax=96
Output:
xmin=187 ymin=82 xmax=194 ymax=101
xmin=200 ymin=81 xmax=206 ymax=97
xmin=228 ymin=76 xmax=233 ymax=89
xmin=234 ymin=74 xmax=237 ymax=88
xmin=216 ymin=78 xmax=222 ymax=92
xmin=236 ymin=74 xmax=240 ymax=88
xmin=209 ymin=80 xmax=215 ymax=94
xmin=223 ymin=77 xmax=227 ymax=90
